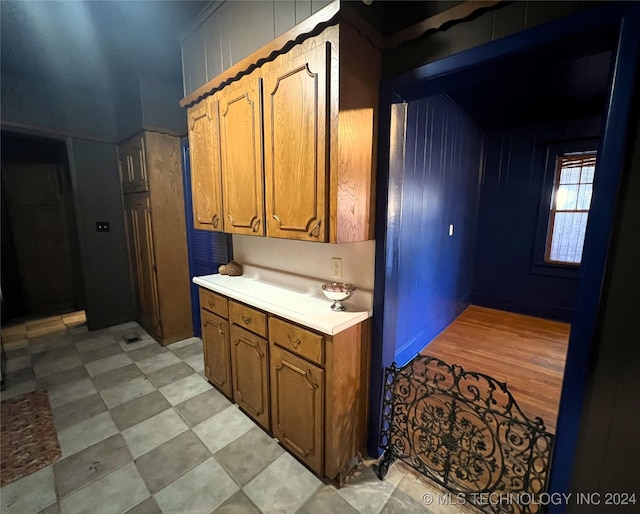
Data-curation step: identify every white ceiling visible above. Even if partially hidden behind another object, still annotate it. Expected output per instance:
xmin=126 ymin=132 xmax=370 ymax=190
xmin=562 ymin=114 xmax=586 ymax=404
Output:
xmin=1 ymin=0 xmax=209 ymax=96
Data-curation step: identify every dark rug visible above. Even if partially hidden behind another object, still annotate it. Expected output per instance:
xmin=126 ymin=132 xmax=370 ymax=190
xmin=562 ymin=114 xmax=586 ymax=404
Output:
xmin=1 ymin=389 xmax=61 ymax=487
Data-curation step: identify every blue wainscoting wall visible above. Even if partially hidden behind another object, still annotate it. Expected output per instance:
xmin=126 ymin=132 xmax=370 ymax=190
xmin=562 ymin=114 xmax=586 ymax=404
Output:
xmin=471 ymin=116 xmax=602 ymax=322
xmin=384 ymin=94 xmax=484 ymax=366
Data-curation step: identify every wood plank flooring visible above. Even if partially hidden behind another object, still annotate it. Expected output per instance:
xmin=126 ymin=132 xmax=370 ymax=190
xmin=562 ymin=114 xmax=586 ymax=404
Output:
xmin=419 ymin=305 xmax=570 ymax=434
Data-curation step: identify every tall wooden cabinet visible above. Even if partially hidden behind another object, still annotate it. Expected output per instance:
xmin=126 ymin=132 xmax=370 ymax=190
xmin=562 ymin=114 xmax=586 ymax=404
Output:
xmin=118 ymin=131 xmax=193 ymax=344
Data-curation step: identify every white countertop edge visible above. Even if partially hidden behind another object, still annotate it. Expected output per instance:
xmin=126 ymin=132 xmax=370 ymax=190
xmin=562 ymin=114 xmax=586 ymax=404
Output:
xmin=193 ymin=274 xmax=372 ymax=336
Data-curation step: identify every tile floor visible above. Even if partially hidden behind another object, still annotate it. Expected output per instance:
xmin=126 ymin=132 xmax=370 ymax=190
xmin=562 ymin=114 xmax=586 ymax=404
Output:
xmin=1 ymin=312 xmax=473 ymax=514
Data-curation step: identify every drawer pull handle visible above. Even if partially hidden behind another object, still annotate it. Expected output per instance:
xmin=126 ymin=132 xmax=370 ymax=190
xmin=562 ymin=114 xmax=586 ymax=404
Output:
xmin=308 ymin=220 xmax=321 ymax=238
xmin=252 ymin=218 xmax=261 ymax=233
xmin=208 ymin=300 xmax=215 ymax=308
xmin=242 ymin=315 xmax=251 ymax=325
xmin=212 ymin=214 xmax=219 ymax=228
xmin=218 ymin=329 xmax=225 ymax=337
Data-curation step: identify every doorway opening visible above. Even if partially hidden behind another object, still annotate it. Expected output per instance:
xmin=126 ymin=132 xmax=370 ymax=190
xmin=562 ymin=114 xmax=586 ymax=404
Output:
xmin=1 ymin=132 xmax=86 ymax=324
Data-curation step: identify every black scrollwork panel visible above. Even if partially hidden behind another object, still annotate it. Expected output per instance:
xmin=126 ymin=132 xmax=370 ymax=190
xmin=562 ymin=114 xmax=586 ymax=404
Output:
xmin=377 ymin=355 xmax=554 ymax=514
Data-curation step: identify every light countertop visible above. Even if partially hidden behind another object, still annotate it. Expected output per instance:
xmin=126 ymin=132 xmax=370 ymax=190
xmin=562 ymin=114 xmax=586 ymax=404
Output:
xmin=193 ymin=271 xmax=372 ymax=336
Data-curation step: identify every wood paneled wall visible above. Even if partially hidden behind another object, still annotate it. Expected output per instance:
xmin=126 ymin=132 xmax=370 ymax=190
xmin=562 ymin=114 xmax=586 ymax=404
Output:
xmin=384 ymin=95 xmax=484 ymax=366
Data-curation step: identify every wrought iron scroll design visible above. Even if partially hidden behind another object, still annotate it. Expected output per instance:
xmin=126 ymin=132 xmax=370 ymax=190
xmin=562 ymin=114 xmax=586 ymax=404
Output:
xmin=377 ymin=355 xmax=554 ymax=514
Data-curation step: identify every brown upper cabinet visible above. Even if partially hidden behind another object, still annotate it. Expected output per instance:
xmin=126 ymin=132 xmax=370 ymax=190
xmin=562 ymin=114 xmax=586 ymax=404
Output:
xmin=187 ymin=96 xmax=223 ymax=231
xmin=185 ymin=21 xmax=380 ymax=243
xmin=218 ymin=72 xmax=265 ymax=236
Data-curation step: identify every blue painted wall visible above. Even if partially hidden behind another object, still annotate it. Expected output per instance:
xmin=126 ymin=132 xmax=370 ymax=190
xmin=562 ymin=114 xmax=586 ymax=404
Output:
xmin=471 ymin=116 xmax=602 ymax=321
xmin=384 ymin=95 xmax=484 ymax=366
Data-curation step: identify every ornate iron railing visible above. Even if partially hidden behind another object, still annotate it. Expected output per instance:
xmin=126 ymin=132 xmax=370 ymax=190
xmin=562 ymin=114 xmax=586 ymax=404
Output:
xmin=377 ymin=355 xmax=554 ymax=514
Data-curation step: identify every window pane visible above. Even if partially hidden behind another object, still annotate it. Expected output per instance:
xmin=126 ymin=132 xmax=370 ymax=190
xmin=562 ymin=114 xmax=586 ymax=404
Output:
xmin=577 ymin=184 xmax=592 ymax=210
xmin=559 ymin=166 xmax=580 ymax=184
xmin=581 ymin=165 xmax=595 ymax=183
xmin=556 ymin=184 xmax=578 ymax=210
xmin=549 ymin=212 xmax=588 ymax=263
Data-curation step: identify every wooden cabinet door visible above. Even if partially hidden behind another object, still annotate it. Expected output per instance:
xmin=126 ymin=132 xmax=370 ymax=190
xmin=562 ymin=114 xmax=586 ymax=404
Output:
xmin=230 ymin=325 xmax=270 ymax=430
xmin=263 ymin=42 xmax=328 ymax=241
xmin=187 ymin=96 xmax=223 ymax=231
xmin=270 ymin=345 xmax=324 ymax=474
xmin=218 ymin=74 xmax=264 ymax=235
xmin=118 ymin=134 xmax=148 ymax=193
xmin=123 ymin=194 xmax=161 ymax=336
xmin=201 ymin=310 xmax=232 ymax=398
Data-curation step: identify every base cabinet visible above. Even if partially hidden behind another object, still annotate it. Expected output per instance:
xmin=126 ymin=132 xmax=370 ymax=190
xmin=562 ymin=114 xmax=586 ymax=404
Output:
xmin=270 ymin=344 xmax=324 ymax=474
xmin=230 ymin=325 xmax=270 ymax=430
xmin=198 ymin=286 xmax=368 ymax=483
xmin=201 ymin=309 xmax=232 ymax=398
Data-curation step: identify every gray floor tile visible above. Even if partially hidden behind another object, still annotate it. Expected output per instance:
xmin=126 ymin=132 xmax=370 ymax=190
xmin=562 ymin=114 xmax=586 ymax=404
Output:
xmin=380 ymin=488 xmax=433 ymax=513
xmin=174 ymin=389 xmax=232 ymax=427
xmin=5 ymin=355 xmax=31 ymax=372
xmin=0 ymin=465 xmax=57 ymax=514
xmin=183 ymin=353 xmax=205 ymax=373
xmin=135 ymin=430 xmax=210 ymax=493
xmin=122 ymin=408 xmax=189 ymax=459
xmin=73 ymin=333 xmax=118 ymax=353
xmin=244 ymin=453 xmax=321 ymax=514
xmin=297 ymin=485 xmax=360 ymax=514
xmin=99 ymin=376 xmax=156 ymax=409
xmin=170 ymin=340 xmax=202 ymax=360
xmin=54 ymin=434 xmax=132 ymax=498
xmin=59 ymin=462 xmax=149 ymax=514
xmin=92 ymin=363 xmax=143 ymax=391
xmin=53 ymin=394 xmax=107 ymax=431
xmin=213 ymin=490 xmax=261 ymax=514
xmin=29 ymin=337 xmax=73 ymax=356
xmin=77 ymin=344 xmax=123 ymax=364
xmin=0 ymin=379 xmax=36 ymax=401
xmin=48 ymin=377 xmax=98 ymax=409
xmin=58 ymin=411 xmax=119 ymax=458
xmin=135 ymin=352 xmax=181 ymax=375
xmin=127 ymin=343 xmax=167 ymax=362
xmin=153 ymin=458 xmax=238 ymax=513
xmin=5 ymin=347 xmax=30 ymax=360
xmin=37 ymin=366 xmax=88 ymax=390
xmin=159 ymin=373 xmax=211 ymax=405
xmin=4 ymin=366 xmax=35 ymax=386
xmin=85 ymin=352 xmax=133 ymax=377
xmin=124 ymin=497 xmax=162 ymax=514
xmin=146 ymin=362 xmax=195 ymax=389
xmin=108 ymin=321 xmax=141 ymax=333
xmin=193 ymin=405 xmax=255 ymax=454
xmin=214 ymin=427 xmax=284 ymax=485
xmin=167 ymin=337 xmax=201 ymax=349
xmin=40 ymin=502 xmax=60 ymax=514
xmin=109 ymin=390 xmax=171 ymax=432
xmin=337 ymin=463 xmax=397 ymax=514
xmin=32 ymin=346 xmax=80 ymax=377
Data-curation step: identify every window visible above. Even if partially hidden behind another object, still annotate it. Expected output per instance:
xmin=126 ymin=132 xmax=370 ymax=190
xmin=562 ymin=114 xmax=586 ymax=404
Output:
xmin=546 ymin=152 xmax=597 ymax=265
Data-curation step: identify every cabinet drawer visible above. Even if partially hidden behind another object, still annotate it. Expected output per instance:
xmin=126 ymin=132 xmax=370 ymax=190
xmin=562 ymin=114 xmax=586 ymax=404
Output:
xmin=269 ymin=317 xmax=323 ymax=366
xmin=199 ymin=288 xmax=228 ymax=318
xmin=229 ymin=301 xmax=267 ymax=338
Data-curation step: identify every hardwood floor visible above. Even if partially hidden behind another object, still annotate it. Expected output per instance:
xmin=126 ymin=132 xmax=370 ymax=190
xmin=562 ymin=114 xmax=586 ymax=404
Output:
xmin=420 ymin=305 xmax=570 ymax=434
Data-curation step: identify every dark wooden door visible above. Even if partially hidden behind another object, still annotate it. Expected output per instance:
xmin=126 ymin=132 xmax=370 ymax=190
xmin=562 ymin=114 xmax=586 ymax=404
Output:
xmin=2 ymin=163 xmax=75 ymax=313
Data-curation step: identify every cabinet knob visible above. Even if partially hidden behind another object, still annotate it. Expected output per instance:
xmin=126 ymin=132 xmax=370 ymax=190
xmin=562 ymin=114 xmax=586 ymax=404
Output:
xmin=218 ymin=329 xmax=225 ymax=337
xmin=272 ymin=214 xmax=282 ymax=227
xmin=242 ymin=315 xmax=251 ymax=325
xmin=212 ymin=214 xmax=219 ymax=228
xmin=252 ymin=218 xmax=261 ymax=233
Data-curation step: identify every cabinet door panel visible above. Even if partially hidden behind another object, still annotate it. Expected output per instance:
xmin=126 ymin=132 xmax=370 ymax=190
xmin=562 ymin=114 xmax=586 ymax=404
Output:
xmin=264 ymin=42 xmax=328 ymax=241
xmin=219 ymin=75 xmax=264 ymax=235
xmin=123 ymin=194 xmax=161 ymax=336
xmin=202 ymin=310 xmax=232 ymax=398
xmin=119 ymin=135 xmax=148 ymax=193
xmin=188 ymin=96 xmax=223 ymax=231
xmin=231 ymin=325 xmax=270 ymax=430
xmin=270 ymin=345 xmax=323 ymax=474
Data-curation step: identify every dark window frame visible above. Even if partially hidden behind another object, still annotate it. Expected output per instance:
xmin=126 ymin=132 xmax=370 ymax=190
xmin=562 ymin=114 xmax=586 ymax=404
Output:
xmin=531 ymin=139 xmax=599 ymax=279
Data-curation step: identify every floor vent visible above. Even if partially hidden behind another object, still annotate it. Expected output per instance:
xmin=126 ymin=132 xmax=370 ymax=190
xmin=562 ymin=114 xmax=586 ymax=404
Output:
xmin=123 ymin=333 xmax=142 ymax=344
